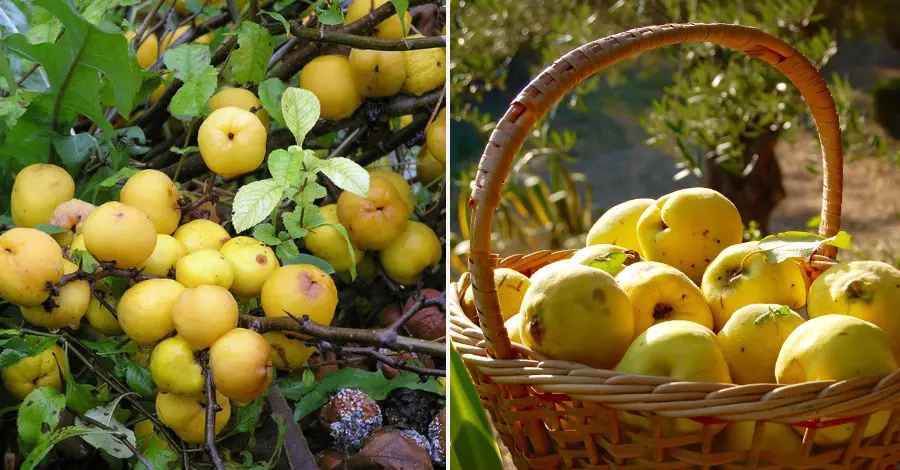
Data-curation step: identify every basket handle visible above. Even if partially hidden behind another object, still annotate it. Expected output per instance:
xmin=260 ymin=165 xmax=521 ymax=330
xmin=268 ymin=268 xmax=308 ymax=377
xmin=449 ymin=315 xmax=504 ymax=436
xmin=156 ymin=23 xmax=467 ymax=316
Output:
xmin=468 ymin=23 xmax=844 ymax=361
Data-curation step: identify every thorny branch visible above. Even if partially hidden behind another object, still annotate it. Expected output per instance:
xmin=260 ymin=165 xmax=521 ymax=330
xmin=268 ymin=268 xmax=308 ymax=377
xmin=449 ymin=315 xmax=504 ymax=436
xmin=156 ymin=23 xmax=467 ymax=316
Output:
xmin=202 ymin=358 xmax=226 ymax=470
xmin=380 ymin=291 xmax=446 ymax=343
xmin=341 ymin=346 xmax=444 ymax=378
xmin=56 ymin=266 xmax=160 ymax=289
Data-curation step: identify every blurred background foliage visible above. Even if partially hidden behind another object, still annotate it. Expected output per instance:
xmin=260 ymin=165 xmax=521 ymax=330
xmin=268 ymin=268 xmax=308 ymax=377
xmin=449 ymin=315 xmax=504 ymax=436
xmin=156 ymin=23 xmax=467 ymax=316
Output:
xmin=449 ymin=0 xmax=900 ymax=277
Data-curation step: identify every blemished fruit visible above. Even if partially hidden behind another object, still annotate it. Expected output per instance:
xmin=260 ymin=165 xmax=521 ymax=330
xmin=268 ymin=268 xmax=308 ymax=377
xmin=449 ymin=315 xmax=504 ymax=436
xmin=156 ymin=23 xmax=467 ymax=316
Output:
xmin=156 ymin=390 xmax=231 ymax=444
xmin=368 ymin=170 xmax=414 ymax=218
xmin=519 ymin=261 xmax=633 ymax=368
xmin=198 ymin=107 xmax=267 ymax=178
xmin=1 ymin=345 xmax=66 ymax=400
xmin=48 ymin=199 xmax=96 ymax=246
xmin=337 ymin=175 xmax=408 ymax=250
xmin=82 ymin=201 xmax=158 ymax=268
xmin=120 ymin=169 xmax=181 ymax=235
xmin=807 ymin=260 xmax=900 ymax=360
xmin=299 ymin=56 xmax=363 ymax=121
xmin=425 ymin=108 xmax=446 ymax=167
xmin=348 ymin=49 xmax=407 ymax=97
xmin=11 ymin=164 xmax=75 ymax=228
xmin=379 ymin=221 xmax=442 ymax=285
xmin=615 ymin=261 xmax=714 ymax=338
xmin=345 ymin=0 xmax=411 ymax=40
xmin=171 ymin=285 xmax=239 ymax=350
xmin=416 ymin=149 xmax=444 ymax=182
xmin=718 ymin=421 xmax=802 ymax=458
xmin=585 ymin=198 xmax=655 ymax=256
xmin=220 ymin=236 xmax=278 ymax=297
xmin=717 ymin=304 xmax=805 ymax=384
xmin=137 ymin=235 xmax=187 ymax=277
xmin=615 ymin=321 xmax=731 ymax=436
xmin=20 ymin=260 xmax=90 ymax=329
xmin=175 ymin=249 xmax=234 ymax=289
xmin=637 ymin=188 xmax=743 ymax=284
xmin=117 ymin=279 xmax=186 ymax=346
xmin=207 ymin=88 xmax=269 ymax=129
xmin=125 ymin=31 xmax=159 ymax=70
xmin=149 ymin=336 xmax=204 ymax=395
xmin=261 ymin=264 xmax=338 ymax=328
xmin=776 ymin=315 xmax=897 ymax=445
xmin=173 ymin=219 xmax=231 ymax=253
xmin=461 ymin=267 xmax=531 ymax=322
xmin=403 ymin=35 xmax=445 ymax=96
xmin=0 ymin=228 xmax=65 ymax=307
xmin=85 ymin=288 xmax=121 ymax=335
xmin=264 ymin=331 xmax=316 ymax=369
xmin=505 ymin=313 xmax=522 ymax=343
xmin=210 ymin=328 xmax=272 ymax=403
xmin=569 ymin=244 xmax=635 ymax=276
xmin=702 ymin=241 xmax=807 ymax=330
xmin=304 ymin=205 xmax=364 ymax=273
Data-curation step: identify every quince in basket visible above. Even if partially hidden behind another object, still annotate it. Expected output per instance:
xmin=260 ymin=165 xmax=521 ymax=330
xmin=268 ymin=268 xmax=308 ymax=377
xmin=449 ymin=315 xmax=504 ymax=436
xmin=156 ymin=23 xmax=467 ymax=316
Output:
xmin=585 ymin=199 xmax=654 ymax=257
xmin=615 ymin=261 xmax=713 ymax=337
xmin=702 ymin=241 xmax=808 ymax=330
xmin=717 ymin=304 xmax=805 ymax=385
xmin=718 ymin=421 xmax=802 ymax=459
xmin=461 ymin=267 xmax=531 ymax=322
xmin=568 ymin=243 xmax=636 ymax=276
xmin=776 ymin=314 xmax=897 ymax=445
xmin=519 ymin=261 xmax=633 ymax=368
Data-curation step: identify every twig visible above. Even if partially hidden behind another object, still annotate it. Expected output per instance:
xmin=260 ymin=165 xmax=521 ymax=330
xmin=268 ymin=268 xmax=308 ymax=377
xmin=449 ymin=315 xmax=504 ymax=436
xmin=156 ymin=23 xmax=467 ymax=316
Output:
xmin=16 ymin=63 xmax=39 ymax=87
xmin=91 ymin=290 xmax=118 ymax=320
xmin=342 ymin=346 xmax=444 ymax=377
xmin=375 ymin=257 xmax=403 ymax=296
xmin=354 ymin=113 xmax=430 ymax=167
xmin=282 ymin=24 xmax=445 ymax=51
xmin=57 ymin=267 xmax=159 ymax=289
xmin=203 ymin=360 xmax=226 ymax=470
xmin=133 ymin=0 xmax=168 ymax=46
xmin=72 ymin=410 xmax=155 ymax=470
xmin=238 ymin=314 xmax=445 ymax=357
xmin=381 ymin=291 xmax=445 ymax=340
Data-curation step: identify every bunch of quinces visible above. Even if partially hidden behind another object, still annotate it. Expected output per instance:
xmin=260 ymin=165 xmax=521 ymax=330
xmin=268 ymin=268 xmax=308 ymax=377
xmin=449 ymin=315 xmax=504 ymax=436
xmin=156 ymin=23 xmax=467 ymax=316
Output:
xmin=461 ymin=187 xmax=900 ymax=456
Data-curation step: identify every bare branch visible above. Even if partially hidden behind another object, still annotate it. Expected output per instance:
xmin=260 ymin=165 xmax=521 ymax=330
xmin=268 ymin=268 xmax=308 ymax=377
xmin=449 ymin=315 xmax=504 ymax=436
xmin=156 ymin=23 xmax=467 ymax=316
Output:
xmin=203 ymin=360 xmax=226 ymax=470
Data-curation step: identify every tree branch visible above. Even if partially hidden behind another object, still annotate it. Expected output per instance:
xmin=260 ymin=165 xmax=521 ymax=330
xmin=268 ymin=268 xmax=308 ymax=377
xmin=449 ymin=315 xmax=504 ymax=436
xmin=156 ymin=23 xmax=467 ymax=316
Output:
xmin=238 ymin=315 xmax=445 ymax=357
xmin=203 ymin=359 xmax=226 ymax=470
xmin=283 ymin=24 xmax=445 ymax=51
xmin=57 ymin=266 xmax=159 ymax=289
xmin=341 ymin=346 xmax=444 ymax=377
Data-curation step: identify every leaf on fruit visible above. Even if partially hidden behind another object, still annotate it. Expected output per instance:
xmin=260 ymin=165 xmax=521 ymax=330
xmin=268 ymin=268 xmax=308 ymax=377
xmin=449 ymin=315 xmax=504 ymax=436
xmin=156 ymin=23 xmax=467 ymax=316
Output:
xmin=163 ymin=44 xmax=217 ymax=118
xmin=17 ymin=388 xmax=66 ymax=445
xmin=134 ymin=440 xmax=178 ymax=470
xmin=276 ymin=239 xmax=300 ymax=260
xmin=258 ymin=78 xmax=287 ymax=125
xmin=753 ymin=305 xmax=794 ymax=325
xmin=317 ymin=157 xmax=369 ymax=197
xmin=0 ymin=335 xmax=58 ymax=369
xmin=586 ymin=252 xmax=628 ymax=275
xmin=282 ymin=253 xmax=334 ymax=274
xmin=757 ymin=230 xmax=852 ymax=264
xmin=232 ymin=179 xmax=284 ymax=233
xmin=302 ymin=204 xmax=326 ymax=228
xmin=231 ymin=22 xmax=274 ymax=85
xmin=33 ymin=224 xmax=68 ymax=235
xmin=390 ymin=0 xmax=410 ymax=39
xmin=21 ymin=427 xmax=105 ymax=470
xmin=0 ymin=0 xmax=140 ymax=164
xmin=252 ymin=223 xmax=280 ymax=246
xmin=268 ymin=148 xmax=305 ymax=190
xmin=281 ymin=210 xmax=308 ymax=239
xmin=70 ymin=249 xmax=100 ymax=273
xmin=282 ymin=87 xmax=320 ymax=147
xmin=326 ymin=223 xmax=357 ymax=279
xmin=282 ymin=368 xmax=443 ymax=420
xmin=75 ymin=395 xmax=136 ymax=458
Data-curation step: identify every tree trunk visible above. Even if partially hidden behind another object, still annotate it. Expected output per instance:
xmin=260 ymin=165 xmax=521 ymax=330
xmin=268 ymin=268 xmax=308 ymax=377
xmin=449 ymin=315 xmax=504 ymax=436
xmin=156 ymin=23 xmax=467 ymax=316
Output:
xmin=703 ymin=131 xmax=785 ymax=235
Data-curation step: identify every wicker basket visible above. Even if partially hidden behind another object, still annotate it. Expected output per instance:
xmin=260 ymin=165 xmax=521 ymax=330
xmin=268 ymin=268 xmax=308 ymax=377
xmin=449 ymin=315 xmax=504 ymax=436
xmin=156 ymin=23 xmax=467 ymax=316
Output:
xmin=448 ymin=23 xmax=900 ymax=469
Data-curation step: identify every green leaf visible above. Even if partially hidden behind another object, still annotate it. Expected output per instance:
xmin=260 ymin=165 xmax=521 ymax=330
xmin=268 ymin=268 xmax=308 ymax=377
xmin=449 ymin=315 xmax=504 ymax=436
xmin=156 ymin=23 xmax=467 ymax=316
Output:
xmin=232 ymin=179 xmax=284 ymax=233
xmin=261 ymin=11 xmax=292 ymax=35
xmin=252 ymin=223 xmax=280 ymax=245
xmin=283 ymin=368 xmax=444 ymax=420
xmin=169 ymin=145 xmax=199 ymax=156
xmin=275 ymin=239 xmax=299 ymax=260
xmin=449 ymin=344 xmax=502 ymax=470
xmin=22 ymin=427 xmax=105 ymax=470
xmin=294 ymin=179 xmax=327 ymax=207
xmin=70 ymin=249 xmax=100 ymax=273
xmin=75 ymin=395 xmax=136 ymax=458
xmin=115 ymin=360 xmax=153 ymax=397
xmin=325 ymin=223 xmax=356 ymax=279
xmin=52 ymin=133 xmax=98 ymax=171
xmin=281 ymin=253 xmax=334 ymax=274
xmin=281 ymin=87 xmax=320 ymax=147
xmin=390 ymin=0 xmax=409 ymax=38
xmin=231 ymin=22 xmax=274 ymax=85
xmin=220 ymin=397 xmax=263 ymax=439
xmin=0 ymin=49 xmax=15 ymax=94
xmin=63 ymin=346 xmax=109 ymax=414
xmin=18 ymin=388 xmax=66 ymax=445
xmin=33 ymin=223 xmax=69 ymax=235
xmin=316 ymin=2 xmax=344 ymax=25
xmin=258 ymin=78 xmax=287 ymax=125
xmin=163 ymin=44 xmax=217 ymax=119
xmin=757 ymin=230 xmax=852 ymax=264
xmin=586 ymin=252 xmax=628 ymax=275
xmin=268 ymin=148 xmax=305 ymax=189
xmin=135 ymin=440 xmax=178 ymax=470
xmin=1 ymin=0 xmax=140 ymax=164
xmin=302 ymin=205 xmax=326 ymax=228
xmin=0 ymin=335 xmax=58 ymax=369
xmin=97 ymin=166 xmax=139 ymax=188
xmin=281 ymin=210 xmax=308 ymax=239
xmin=317 ymin=157 xmax=370 ymax=197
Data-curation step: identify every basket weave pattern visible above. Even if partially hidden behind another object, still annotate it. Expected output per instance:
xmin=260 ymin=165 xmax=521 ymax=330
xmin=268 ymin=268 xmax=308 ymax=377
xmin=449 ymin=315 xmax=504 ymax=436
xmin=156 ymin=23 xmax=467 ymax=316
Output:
xmin=449 ymin=23 xmax=900 ymax=469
